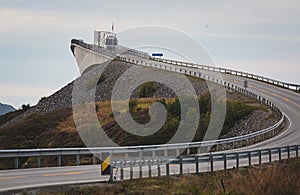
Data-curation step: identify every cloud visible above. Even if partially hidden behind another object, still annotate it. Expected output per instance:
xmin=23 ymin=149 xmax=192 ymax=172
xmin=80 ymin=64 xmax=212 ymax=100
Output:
xmin=0 ymin=83 xmax=57 ymax=108
xmin=0 ymin=83 xmax=55 ymax=97
xmin=215 ymin=58 xmax=299 ymax=84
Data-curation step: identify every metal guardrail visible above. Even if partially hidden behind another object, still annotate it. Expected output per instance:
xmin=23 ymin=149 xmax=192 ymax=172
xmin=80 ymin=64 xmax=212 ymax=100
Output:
xmin=150 ymin=57 xmax=300 ymax=91
xmin=111 ymin=145 xmax=299 ymax=181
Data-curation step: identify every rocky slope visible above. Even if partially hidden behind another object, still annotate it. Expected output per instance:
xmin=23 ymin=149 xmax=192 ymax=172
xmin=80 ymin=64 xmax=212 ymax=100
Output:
xmin=1 ymin=60 xmax=209 ymax=127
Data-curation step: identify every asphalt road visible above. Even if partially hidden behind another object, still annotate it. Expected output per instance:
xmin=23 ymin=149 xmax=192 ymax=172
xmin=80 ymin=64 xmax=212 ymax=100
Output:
xmin=0 ymin=165 xmax=109 ymax=193
xmin=0 ymin=54 xmax=299 ymax=192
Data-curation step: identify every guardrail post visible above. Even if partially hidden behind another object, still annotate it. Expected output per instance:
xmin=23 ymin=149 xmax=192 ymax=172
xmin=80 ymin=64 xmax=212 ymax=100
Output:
xmin=259 ymin=151 xmax=262 ymax=165
xmin=125 ymin=152 xmax=129 ymax=158
xmin=296 ymin=146 xmax=299 ymax=157
xmin=120 ymin=161 xmax=124 ymax=180
xmin=157 ymin=160 xmax=161 ymax=176
xmin=152 ymin=151 xmax=155 ymax=158
xmin=76 ymin=154 xmax=80 ymax=166
xmin=210 ymin=154 xmax=214 ymax=172
xmin=93 ymin=155 xmax=96 ymax=165
xmin=223 ymin=154 xmax=227 ymax=170
xmin=139 ymin=161 xmax=143 ymax=179
xmin=278 ymin=148 xmax=281 ymax=162
xmin=179 ymin=157 xmax=183 ymax=175
xmin=195 ymin=156 xmax=199 ymax=173
xmin=236 ymin=153 xmax=239 ymax=168
xmin=37 ymin=156 xmax=41 ymax=168
xmin=15 ymin=157 xmax=19 ymax=169
xmin=57 ymin=155 xmax=62 ymax=166
xmin=130 ymin=161 xmax=133 ymax=180
xmin=248 ymin=152 xmax=251 ymax=166
xmin=269 ymin=149 xmax=272 ymax=162
xmin=176 ymin=149 xmax=180 ymax=156
xmin=187 ymin=148 xmax=190 ymax=155
xmin=166 ymin=162 xmax=170 ymax=176
xmin=148 ymin=160 xmax=152 ymax=177
xmin=287 ymin=146 xmax=290 ymax=159
xmin=109 ymin=161 xmax=114 ymax=182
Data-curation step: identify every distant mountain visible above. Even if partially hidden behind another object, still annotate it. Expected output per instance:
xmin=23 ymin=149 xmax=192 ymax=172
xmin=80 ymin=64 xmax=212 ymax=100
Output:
xmin=0 ymin=103 xmax=16 ymax=115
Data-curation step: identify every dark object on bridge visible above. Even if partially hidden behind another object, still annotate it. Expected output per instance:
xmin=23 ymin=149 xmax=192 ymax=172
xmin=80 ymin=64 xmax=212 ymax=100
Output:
xmin=152 ymin=53 xmax=163 ymax=57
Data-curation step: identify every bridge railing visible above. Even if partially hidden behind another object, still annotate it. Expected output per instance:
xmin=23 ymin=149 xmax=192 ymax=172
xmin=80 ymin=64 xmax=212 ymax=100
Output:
xmin=149 ymin=57 xmax=300 ymax=91
xmin=111 ymin=145 xmax=299 ymax=181
xmin=71 ymin=39 xmax=299 ymax=91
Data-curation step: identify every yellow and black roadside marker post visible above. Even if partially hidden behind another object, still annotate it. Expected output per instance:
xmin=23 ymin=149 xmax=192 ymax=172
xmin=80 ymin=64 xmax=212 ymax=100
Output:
xmin=101 ymin=152 xmax=114 ymax=181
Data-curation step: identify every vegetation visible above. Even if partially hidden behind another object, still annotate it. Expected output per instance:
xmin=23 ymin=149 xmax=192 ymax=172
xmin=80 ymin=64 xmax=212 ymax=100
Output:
xmin=138 ymin=82 xmax=157 ymax=98
xmin=0 ymin=92 xmax=266 ymax=169
xmin=0 ymin=94 xmax=258 ymax=149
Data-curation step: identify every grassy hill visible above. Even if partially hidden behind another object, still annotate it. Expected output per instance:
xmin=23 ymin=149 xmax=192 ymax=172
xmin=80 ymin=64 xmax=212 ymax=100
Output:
xmin=0 ymin=93 xmax=258 ymax=150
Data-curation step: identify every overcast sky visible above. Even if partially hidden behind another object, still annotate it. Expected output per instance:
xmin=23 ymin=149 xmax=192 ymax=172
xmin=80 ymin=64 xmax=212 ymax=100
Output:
xmin=1 ymin=0 xmax=300 ymax=108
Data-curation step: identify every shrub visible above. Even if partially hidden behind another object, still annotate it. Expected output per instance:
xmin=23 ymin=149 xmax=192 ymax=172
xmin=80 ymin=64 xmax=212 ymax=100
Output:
xmin=138 ymin=82 xmax=157 ymax=98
